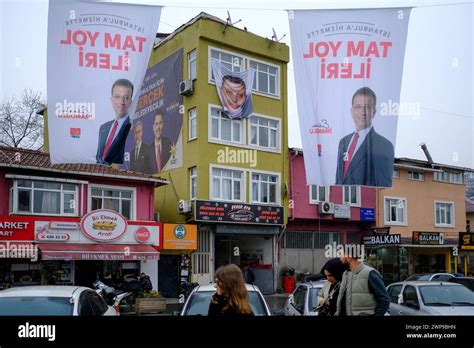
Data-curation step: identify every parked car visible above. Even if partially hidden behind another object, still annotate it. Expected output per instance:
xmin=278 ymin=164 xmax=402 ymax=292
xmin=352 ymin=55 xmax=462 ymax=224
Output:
xmin=386 ymin=281 xmax=474 ymax=315
xmin=0 ymin=286 xmax=118 ymax=316
xmin=284 ymin=280 xmax=327 ymax=316
xmin=180 ymin=283 xmax=271 ymax=316
xmin=448 ymin=277 xmax=474 ymax=291
xmin=405 ymin=273 xmax=454 ymax=282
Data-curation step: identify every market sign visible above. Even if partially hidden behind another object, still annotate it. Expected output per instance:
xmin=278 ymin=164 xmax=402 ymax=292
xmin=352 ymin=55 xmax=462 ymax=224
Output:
xmin=334 ymin=204 xmax=351 ymax=219
xmin=0 ymin=216 xmax=35 ymax=241
xmin=194 ymin=200 xmax=284 ymax=225
xmin=163 ymin=224 xmax=197 ymax=250
xmin=363 ymin=234 xmax=400 ymax=246
xmin=360 ymin=208 xmax=375 ymax=222
xmin=459 ymin=232 xmax=474 ymax=250
xmin=80 ymin=210 xmax=127 ymax=242
xmin=412 ymin=231 xmax=444 ymax=245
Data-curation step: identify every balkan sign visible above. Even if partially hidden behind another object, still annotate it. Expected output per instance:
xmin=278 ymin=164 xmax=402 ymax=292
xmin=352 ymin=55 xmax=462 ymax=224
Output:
xmin=195 ymin=200 xmax=284 ymax=225
xmin=363 ymin=234 xmax=400 ymax=246
xmin=412 ymin=231 xmax=445 ymax=245
xmin=288 ymin=8 xmax=411 ymax=187
xmin=47 ymin=0 xmax=162 ymax=164
xmin=163 ymin=224 xmax=197 ymax=250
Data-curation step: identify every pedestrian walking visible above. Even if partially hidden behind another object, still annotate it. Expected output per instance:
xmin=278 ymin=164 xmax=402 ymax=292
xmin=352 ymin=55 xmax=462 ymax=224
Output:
xmin=208 ymin=264 xmax=254 ymax=317
xmin=317 ymin=258 xmax=348 ymax=316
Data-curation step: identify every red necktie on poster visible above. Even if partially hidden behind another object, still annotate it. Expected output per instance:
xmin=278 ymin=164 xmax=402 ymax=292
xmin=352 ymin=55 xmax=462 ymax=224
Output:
xmin=102 ymin=120 xmax=118 ymax=160
xmin=343 ymin=132 xmax=359 ymax=179
xmin=156 ymin=144 xmax=162 ymax=172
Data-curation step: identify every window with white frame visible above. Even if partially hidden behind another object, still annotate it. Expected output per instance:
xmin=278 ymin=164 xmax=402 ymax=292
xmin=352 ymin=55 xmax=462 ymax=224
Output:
xmin=12 ymin=179 xmax=77 ymax=215
xmin=210 ymin=107 xmax=242 ymax=143
xmin=251 ymin=172 xmax=278 ymax=204
xmin=190 ymin=167 xmax=197 ymax=200
xmin=189 ymin=108 xmax=197 ymax=140
xmin=188 ymin=50 xmax=196 ymax=80
xmin=250 ymin=116 xmax=279 ymax=150
xmin=91 ymin=187 xmax=133 ymax=220
xmin=210 ymin=49 xmax=245 ymax=80
xmin=384 ymin=197 xmax=407 ymax=225
xmin=435 ymin=201 xmax=454 ymax=227
xmin=434 ymin=171 xmax=463 ymax=184
xmin=343 ymin=186 xmax=360 ymax=206
xmin=393 ymin=168 xmax=400 ymax=178
xmin=408 ymin=171 xmax=424 ymax=181
xmin=249 ymin=60 xmax=279 ymax=96
xmin=309 ymin=185 xmax=328 ymax=203
xmin=212 ymin=168 xmax=243 ymax=201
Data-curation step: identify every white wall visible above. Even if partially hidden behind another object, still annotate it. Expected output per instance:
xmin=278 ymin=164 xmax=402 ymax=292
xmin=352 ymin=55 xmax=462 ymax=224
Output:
xmin=140 ymin=260 xmax=158 ymax=291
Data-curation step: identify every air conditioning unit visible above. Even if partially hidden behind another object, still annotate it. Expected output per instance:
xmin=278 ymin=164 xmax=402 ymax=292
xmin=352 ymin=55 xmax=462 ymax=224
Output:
xmin=179 ymin=79 xmax=193 ymax=96
xmin=319 ymin=202 xmax=335 ymax=214
xmin=178 ymin=199 xmax=192 ymax=214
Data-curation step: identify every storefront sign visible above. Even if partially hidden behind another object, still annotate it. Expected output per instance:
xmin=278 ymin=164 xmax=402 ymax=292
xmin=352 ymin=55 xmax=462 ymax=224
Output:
xmin=334 ymin=204 xmax=351 ymax=219
xmin=135 ymin=226 xmax=151 ymax=243
xmin=371 ymin=227 xmax=391 ymax=235
xmin=412 ymin=231 xmax=444 ymax=245
xmin=360 ymin=208 xmax=375 ymax=221
xmin=0 ymin=216 xmax=35 ymax=241
xmin=195 ymin=200 xmax=284 ymax=225
xmin=459 ymin=232 xmax=474 ymax=250
xmin=80 ymin=210 xmax=128 ymax=242
xmin=363 ymin=234 xmax=401 ymax=246
xmin=163 ymin=224 xmax=197 ymax=250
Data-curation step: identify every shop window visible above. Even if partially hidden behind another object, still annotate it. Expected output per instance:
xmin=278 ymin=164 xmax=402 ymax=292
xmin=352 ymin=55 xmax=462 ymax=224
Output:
xmin=90 ymin=187 xmax=134 ymax=220
xmin=12 ymin=179 xmax=77 ymax=216
xmin=211 ymin=167 xmax=243 ymax=202
xmin=435 ymin=201 xmax=454 ymax=227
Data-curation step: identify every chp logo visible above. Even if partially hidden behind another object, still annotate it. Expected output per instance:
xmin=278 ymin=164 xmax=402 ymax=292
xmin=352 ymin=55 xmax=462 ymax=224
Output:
xmin=173 ymin=225 xmax=186 ymax=239
xmin=308 ymin=119 xmax=332 ymax=135
xmin=135 ymin=226 xmax=151 ymax=243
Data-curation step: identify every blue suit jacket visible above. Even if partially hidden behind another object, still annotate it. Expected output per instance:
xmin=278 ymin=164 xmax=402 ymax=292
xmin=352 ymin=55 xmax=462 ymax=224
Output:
xmin=335 ymin=128 xmax=394 ymax=187
xmin=96 ymin=116 xmax=131 ymax=165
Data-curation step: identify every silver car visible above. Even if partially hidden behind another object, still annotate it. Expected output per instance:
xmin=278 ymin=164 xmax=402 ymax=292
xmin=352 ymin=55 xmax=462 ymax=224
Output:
xmin=405 ymin=273 xmax=454 ymax=282
xmin=386 ymin=281 xmax=474 ymax=315
xmin=284 ymin=280 xmax=327 ymax=316
xmin=180 ymin=283 xmax=271 ymax=316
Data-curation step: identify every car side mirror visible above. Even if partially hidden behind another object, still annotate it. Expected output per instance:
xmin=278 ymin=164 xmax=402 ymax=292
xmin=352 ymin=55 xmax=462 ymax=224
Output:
xmin=405 ymin=300 xmax=420 ymax=310
xmin=288 ymin=294 xmax=294 ymax=305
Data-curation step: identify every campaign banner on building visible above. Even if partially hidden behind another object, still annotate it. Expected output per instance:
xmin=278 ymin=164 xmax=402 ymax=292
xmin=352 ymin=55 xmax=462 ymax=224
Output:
xmin=47 ymin=0 xmax=162 ymax=164
xmin=289 ymin=8 xmax=411 ymax=187
xmin=122 ymin=49 xmax=183 ymax=173
xmin=211 ymin=60 xmax=254 ymax=119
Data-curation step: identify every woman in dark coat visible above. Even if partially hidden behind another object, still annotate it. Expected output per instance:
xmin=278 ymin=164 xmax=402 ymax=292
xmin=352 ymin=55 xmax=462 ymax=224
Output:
xmin=317 ymin=258 xmax=348 ymax=316
xmin=208 ymin=264 xmax=254 ymax=316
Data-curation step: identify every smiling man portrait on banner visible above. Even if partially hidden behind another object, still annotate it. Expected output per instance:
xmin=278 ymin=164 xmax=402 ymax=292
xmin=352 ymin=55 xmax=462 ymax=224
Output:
xmin=289 ymin=8 xmax=411 ymax=188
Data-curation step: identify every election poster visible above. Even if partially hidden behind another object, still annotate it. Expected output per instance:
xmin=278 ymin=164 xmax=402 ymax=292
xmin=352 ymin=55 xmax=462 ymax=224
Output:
xmin=47 ymin=0 xmax=162 ymax=165
xmin=289 ymin=8 xmax=411 ymax=187
xmin=122 ymin=49 xmax=183 ymax=174
xmin=211 ymin=60 xmax=254 ymax=119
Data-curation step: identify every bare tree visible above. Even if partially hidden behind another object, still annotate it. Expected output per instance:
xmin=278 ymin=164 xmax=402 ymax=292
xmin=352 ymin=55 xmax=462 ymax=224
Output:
xmin=0 ymin=89 xmax=46 ymax=150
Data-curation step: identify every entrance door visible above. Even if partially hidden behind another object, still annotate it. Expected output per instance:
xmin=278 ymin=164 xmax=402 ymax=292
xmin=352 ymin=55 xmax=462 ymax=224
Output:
xmin=75 ymin=261 xmax=102 ymax=287
xmin=158 ymin=255 xmax=180 ymax=298
xmin=191 ymin=227 xmax=213 ymax=285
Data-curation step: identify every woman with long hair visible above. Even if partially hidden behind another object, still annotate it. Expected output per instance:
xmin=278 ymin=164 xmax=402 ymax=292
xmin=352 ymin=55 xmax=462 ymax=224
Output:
xmin=208 ymin=264 xmax=253 ymax=316
xmin=317 ymin=258 xmax=348 ymax=316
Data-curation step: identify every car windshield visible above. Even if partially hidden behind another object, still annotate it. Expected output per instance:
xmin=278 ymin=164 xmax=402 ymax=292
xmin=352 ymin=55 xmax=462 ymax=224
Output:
xmin=406 ymin=274 xmax=430 ymax=281
xmin=183 ymin=291 xmax=268 ymax=316
xmin=308 ymin=287 xmax=322 ymax=312
xmin=0 ymin=297 xmax=73 ymax=315
xmin=420 ymin=285 xmax=474 ymax=306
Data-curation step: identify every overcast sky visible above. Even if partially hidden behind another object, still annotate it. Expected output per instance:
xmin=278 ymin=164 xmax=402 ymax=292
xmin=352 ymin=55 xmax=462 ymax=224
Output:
xmin=1 ymin=0 xmax=473 ymax=168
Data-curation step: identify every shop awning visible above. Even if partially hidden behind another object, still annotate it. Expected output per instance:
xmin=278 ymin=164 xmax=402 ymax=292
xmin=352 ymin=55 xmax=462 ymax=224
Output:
xmin=39 ymin=243 xmax=160 ymax=261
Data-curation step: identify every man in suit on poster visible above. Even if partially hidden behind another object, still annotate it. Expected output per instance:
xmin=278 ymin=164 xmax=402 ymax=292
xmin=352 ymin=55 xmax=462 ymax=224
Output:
xmin=96 ymin=79 xmax=134 ymax=165
xmin=335 ymin=87 xmax=394 ymax=187
xmin=149 ymin=113 xmax=172 ymax=174
xmin=130 ymin=120 xmax=152 ymax=173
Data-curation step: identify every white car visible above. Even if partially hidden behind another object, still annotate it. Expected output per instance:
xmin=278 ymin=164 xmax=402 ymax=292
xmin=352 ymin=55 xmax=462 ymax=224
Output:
xmin=180 ymin=283 xmax=271 ymax=316
xmin=0 ymin=286 xmax=118 ymax=316
xmin=386 ymin=281 xmax=474 ymax=315
xmin=284 ymin=280 xmax=327 ymax=316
